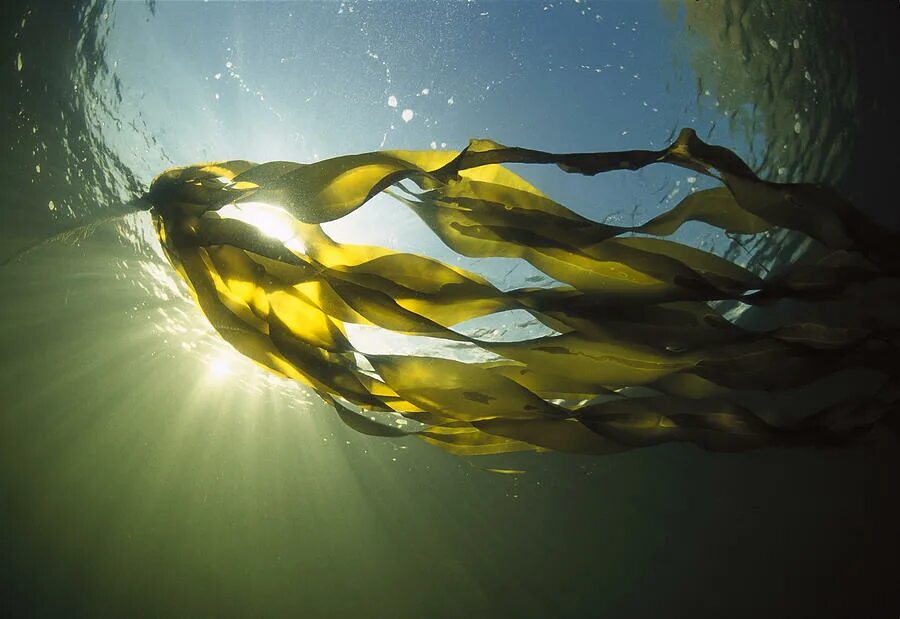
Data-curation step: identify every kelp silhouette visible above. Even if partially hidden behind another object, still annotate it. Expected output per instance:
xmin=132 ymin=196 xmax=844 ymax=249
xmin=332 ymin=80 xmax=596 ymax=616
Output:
xmin=145 ymin=129 xmax=899 ymax=455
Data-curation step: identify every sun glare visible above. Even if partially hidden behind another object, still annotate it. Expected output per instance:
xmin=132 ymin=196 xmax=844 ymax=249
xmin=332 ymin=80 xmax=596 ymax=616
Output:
xmin=217 ymin=202 xmax=307 ymax=253
xmin=209 ymin=355 xmax=232 ymax=379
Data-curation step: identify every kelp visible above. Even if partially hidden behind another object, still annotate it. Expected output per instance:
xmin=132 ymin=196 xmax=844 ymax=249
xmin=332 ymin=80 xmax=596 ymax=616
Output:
xmin=144 ymin=128 xmax=900 ymax=455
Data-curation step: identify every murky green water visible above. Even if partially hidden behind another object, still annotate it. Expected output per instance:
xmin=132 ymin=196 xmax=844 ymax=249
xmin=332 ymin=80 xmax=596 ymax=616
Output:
xmin=1 ymin=1 xmax=898 ymax=617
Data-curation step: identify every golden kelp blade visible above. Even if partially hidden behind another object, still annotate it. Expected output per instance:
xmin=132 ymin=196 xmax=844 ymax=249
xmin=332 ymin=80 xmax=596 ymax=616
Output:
xmin=145 ymin=129 xmax=900 ymax=455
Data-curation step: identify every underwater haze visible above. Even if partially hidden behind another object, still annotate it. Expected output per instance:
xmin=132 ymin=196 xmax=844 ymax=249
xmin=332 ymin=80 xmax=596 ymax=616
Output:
xmin=1 ymin=1 xmax=899 ymax=617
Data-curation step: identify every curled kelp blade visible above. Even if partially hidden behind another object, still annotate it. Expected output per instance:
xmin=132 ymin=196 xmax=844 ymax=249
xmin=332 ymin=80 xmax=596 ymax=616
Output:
xmin=145 ymin=129 xmax=899 ymax=456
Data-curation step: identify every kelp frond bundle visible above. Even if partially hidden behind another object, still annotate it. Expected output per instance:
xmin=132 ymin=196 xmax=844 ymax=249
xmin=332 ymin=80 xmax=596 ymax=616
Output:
xmin=144 ymin=129 xmax=900 ymax=455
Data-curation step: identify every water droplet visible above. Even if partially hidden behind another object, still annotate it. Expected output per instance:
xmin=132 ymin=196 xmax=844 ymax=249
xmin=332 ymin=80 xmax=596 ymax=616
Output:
xmin=16 ymin=52 xmax=22 ymax=72
xmin=401 ymin=108 xmax=414 ymax=123
xmin=387 ymin=95 xmax=397 ymax=108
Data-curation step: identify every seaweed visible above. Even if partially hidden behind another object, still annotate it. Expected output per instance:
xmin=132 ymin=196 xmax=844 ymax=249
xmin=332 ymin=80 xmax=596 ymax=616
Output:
xmin=144 ymin=129 xmax=900 ymax=455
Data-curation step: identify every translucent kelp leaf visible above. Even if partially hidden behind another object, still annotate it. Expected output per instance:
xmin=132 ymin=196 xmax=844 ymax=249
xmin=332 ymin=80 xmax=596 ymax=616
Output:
xmin=145 ymin=129 xmax=899 ymax=456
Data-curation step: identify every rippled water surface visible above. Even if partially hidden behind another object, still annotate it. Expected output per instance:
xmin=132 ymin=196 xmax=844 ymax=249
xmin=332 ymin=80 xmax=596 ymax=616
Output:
xmin=1 ymin=2 xmax=898 ymax=617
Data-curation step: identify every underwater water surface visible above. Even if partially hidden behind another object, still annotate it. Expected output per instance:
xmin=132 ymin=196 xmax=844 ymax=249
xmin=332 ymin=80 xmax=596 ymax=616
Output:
xmin=1 ymin=1 xmax=899 ymax=617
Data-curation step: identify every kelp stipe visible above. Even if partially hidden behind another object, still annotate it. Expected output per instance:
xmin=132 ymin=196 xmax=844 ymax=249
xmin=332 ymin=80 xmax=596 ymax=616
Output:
xmin=144 ymin=129 xmax=900 ymax=456
xmin=1 ymin=197 xmax=153 ymax=266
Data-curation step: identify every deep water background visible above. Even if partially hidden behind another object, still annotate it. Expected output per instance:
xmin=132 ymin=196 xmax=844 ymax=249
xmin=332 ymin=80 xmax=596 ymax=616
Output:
xmin=1 ymin=1 xmax=898 ymax=617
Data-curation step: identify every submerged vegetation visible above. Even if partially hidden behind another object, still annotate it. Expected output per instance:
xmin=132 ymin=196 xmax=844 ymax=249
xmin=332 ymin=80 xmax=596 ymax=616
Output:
xmin=146 ymin=129 xmax=899 ymax=455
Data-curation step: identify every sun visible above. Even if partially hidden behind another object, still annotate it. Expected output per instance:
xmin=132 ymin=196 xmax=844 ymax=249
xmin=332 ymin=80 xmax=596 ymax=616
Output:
xmin=208 ymin=354 xmax=232 ymax=379
xmin=216 ymin=201 xmax=307 ymax=253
